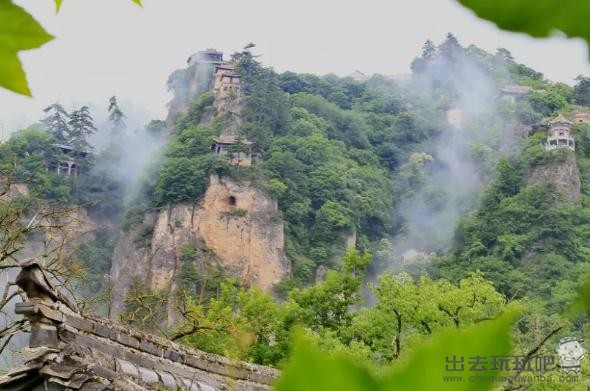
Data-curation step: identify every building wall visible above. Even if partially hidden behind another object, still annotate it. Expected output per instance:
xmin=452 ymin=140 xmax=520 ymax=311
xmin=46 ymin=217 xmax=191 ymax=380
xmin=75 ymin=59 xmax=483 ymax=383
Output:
xmin=446 ymin=107 xmax=463 ymax=129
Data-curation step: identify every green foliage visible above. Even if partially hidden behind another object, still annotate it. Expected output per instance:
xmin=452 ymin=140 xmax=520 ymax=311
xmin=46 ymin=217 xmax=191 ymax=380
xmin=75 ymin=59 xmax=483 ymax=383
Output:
xmin=123 ymin=279 xmax=169 ymax=331
xmin=154 ymin=154 xmax=230 ymax=205
xmin=68 ymin=105 xmax=96 ymax=151
xmin=108 ymin=95 xmax=126 ymax=137
xmin=133 ymin=221 xmax=154 ymax=247
xmin=522 ymin=132 xmax=568 ymax=168
xmin=232 ymin=49 xmax=290 ymax=153
xmin=438 ymin=127 xmax=590 ymax=314
xmin=410 ymin=34 xmax=547 ymax=91
xmin=71 ymin=145 xmax=126 ymax=217
xmin=0 ymin=126 xmax=72 ymax=202
xmin=74 ymin=228 xmax=118 ymax=298
xmin=458 ymin=0 xmax=590 ymax=50
xmin=177 ymin=243 xmax=223 ymax=300
xmin=176 ymin=92 xmax=215 ymax=132
xmin=527 ymin=84 xmax=572 ymax=116
xmin=42 ymin=103 xmax=70 ymax=142
xmin=574 ymin=76 xmax=590 ymax=106
xmin=276 ymin=310 xmax=518 ymax=391
xmin=154 ymin=157 xmax=208 ymax=204
xmin=177 ymin=250 xmax=509 ymax=370
xmin=275 ymin=334 xmax=379 ymax=391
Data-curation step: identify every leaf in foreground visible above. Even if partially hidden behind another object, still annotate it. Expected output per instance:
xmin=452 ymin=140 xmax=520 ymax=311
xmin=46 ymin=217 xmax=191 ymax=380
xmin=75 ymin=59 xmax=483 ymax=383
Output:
xmin=458 ymin=0 xmax=590 ymax=49
xmin=274 ymin=333 xmax=379 ymax=391
xmin=275 ymin=310 xmax=518 ymax=391
xmin=55 ymin=0 xmax=141 ymax=12
xmin=0 ymin=0 xmax=54 ymax=96
xmin=382 ymin=309 xmax=519 ymax=390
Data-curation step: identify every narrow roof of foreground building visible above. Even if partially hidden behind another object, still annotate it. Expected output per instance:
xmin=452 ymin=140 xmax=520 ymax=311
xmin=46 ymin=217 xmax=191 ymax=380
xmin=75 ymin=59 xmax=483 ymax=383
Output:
xmin=0 ymin=261 xmax=278 ymax=390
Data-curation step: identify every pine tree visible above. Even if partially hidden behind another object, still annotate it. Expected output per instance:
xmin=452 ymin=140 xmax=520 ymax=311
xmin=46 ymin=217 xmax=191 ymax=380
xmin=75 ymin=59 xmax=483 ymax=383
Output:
xmin=438 ymin=33 xmax=463 ymax=61
xmin=107 ymin=95 xmax=126 ymax=138
xmin=495 ymin=48 xmax=514 ymax=63
xmin=68 ymin=106 xmax=96 ymax=151
xmin=421 ymin=39 xmax=437 ymax=59
xmin=42 ymin=103 xmax=70 ymax=142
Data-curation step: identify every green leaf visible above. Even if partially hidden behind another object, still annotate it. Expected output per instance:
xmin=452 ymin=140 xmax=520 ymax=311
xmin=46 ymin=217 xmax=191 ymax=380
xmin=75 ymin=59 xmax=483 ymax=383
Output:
xmin=55 ymin=0 xmax=141 ymax=12
xmin=276 ymin=310 xmax=519 ymax=391
xmin=274 ymin=332 xmax=379 ymax=391
xmin=382 ymin=309 xmax=520 ymax=390
xmin=458 ymin=0 xmax=590 ymax=48
xmin=0 ymin=49 xmax=28 ymax=95
xmin=0 ymin=0 xmax=54 ymax=96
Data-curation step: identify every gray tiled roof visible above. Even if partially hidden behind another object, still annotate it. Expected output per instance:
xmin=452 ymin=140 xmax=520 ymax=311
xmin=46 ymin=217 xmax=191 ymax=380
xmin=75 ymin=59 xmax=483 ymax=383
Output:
xmin=0 ymin=262 xmax=278 ymax=390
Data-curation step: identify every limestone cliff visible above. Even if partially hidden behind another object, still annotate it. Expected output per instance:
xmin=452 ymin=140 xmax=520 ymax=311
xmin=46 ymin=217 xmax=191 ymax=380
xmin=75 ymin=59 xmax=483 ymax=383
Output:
xmin=110 ymin=51 xmax=290 ymax=322
xmin=525 ymin=151 xmax=581 ymax=204
xmin=110 ymin=175 xmax=290 ymax=319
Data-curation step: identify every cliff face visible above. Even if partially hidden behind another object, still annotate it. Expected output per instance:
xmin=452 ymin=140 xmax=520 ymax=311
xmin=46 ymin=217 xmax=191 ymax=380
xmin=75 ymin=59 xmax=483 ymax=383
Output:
xmin=110 ymin=175 xmax=290 ymax=319
xmin=110 ymin=56 xmax=291 ymax=322
xmin=3 ymin=182 xmax=104 ymax=260
xmin=525 ymin=151 xmax=581 ymax=204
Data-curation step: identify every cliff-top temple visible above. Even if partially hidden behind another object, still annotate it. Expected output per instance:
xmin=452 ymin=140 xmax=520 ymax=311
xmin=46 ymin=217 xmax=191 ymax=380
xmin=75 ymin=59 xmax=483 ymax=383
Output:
xmin=545 ymin=113 xmax=575 ymax=151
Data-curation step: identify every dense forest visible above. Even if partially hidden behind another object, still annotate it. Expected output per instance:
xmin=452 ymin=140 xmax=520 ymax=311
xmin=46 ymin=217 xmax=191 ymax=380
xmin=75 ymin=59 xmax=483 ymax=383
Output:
xmin=3 ymin=33 xmax=590 ymax=388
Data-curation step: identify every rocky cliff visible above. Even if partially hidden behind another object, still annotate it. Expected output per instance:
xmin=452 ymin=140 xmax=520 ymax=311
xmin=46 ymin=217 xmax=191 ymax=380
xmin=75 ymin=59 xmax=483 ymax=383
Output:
xmin=111 ymin=54 xmax=292 ymax=322
xmin=3 ymin=182 xmax=105 ymax=260
xmin=110 ymin=175 xmax=290 ymax=320
xmin=525 ymin=150 xmax=581 ymax=204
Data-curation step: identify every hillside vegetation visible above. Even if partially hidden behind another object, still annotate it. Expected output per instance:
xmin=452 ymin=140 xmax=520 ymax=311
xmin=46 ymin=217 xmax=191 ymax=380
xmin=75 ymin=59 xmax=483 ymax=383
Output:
xmin=3 ymin=35 xmax=590 ymax=387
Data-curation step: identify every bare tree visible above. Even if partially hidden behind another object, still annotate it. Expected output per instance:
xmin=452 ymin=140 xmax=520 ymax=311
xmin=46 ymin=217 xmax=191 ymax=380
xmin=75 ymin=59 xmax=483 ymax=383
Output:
xmin=0 ymin=171 xmax=81 ymax=365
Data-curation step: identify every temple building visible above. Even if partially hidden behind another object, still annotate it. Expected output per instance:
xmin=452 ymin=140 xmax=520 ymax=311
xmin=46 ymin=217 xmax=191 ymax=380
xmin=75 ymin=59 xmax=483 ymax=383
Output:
xmin=211 ymin=134 xmax=254 ymax=167
xmin=545 ymin=113 xmax=575 ymax=151
xmin=212 ymin=64 xmax=241 ymax=115
xmin=213 ymin=65 xmax=241 ymax=100
xmin=445 ymin=104 xmax=463 ymax=129
xmin=51 ymin=144 xmax=89 ymax=177
xmin=185 ymin=48 xmax=253 ymax=167
xmin=186 ymin=49 xmax=224 ymax=66
xmin=500 ymin=85 xmax=532 ymax=104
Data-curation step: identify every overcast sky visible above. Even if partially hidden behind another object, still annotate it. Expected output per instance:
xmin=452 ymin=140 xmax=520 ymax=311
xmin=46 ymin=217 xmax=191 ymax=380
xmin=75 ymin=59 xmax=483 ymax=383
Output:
xmin=2 ymin=0 xmax=590 ymax=135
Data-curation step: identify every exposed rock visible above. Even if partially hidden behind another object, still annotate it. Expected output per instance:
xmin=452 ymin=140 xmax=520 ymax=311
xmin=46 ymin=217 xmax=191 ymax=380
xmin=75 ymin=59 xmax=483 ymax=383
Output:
xmin=345 ymin=229 xmax=356 ymax=250
xmin=110 ymin=175 xmax=290 ymax=320
xmin=314 ymin=265 xmax=328 ymax=284
xmin=525 ymin=151 xmax=581 ymax=205
xmin=2 ymin=182 xmax=105 ymax=260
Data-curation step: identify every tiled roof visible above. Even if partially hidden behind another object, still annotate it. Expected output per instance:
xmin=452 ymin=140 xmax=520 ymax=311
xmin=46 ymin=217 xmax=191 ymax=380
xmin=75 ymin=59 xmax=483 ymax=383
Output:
xmin=213 ymin=135 xmax=253 ymax=145
xmin=548 ymin=113 xmax=573 ymax=125
xmin=0 ymin=262 xmax=277 ymax=390
xmin=500 ymin=85 xmax=533 ymax=95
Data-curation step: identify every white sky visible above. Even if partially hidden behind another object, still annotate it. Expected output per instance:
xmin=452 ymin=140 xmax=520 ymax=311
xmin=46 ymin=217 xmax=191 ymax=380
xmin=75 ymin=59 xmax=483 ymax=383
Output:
xmin=2 ymin=0 xmax=590 ymax=135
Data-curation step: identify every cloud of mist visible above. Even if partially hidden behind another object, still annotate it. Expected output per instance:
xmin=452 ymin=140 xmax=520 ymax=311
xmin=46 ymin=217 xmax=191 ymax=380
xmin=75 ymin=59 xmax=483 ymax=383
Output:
xmin=87 ymin=100 xmax=168 ymax=208
xmin=379 ymin=45 xmax=509 ymax=273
